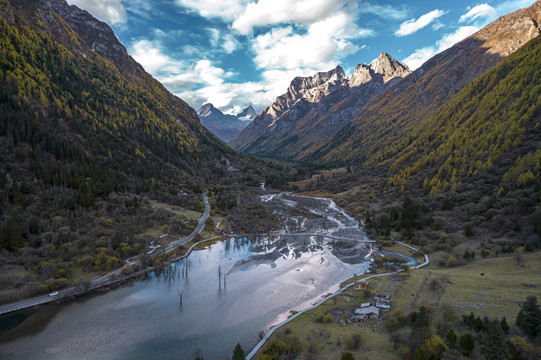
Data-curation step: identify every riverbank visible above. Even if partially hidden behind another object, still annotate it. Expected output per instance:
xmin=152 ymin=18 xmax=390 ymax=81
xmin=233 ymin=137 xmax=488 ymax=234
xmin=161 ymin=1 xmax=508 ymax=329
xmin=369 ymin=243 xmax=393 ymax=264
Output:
xmin=249 ymin=246 xmax=540 ymax=359
xmin=247 ymin=240 xmax=428 ymax=359
xmin=0 ymin=193 xmax=210 ymax=316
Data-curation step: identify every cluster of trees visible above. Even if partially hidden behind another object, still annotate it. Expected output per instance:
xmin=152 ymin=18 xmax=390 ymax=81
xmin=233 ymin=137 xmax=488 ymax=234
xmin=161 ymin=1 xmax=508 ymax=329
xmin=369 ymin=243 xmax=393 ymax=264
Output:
xmin=384 ymin=297 xmax=541 ymax=360
xmin=364 ymin=196 xmax=431 ymax=239
xmin=226 ymin=194 xmax=278 ymax=234
xmin=387 ymin=36 xmax=541 ymax=196
xmin=261 ymin=336 xmax=300 ymax=360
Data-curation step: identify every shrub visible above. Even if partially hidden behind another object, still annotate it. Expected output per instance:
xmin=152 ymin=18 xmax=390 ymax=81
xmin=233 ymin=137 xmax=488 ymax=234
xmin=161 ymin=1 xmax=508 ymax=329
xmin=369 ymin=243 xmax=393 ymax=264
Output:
xmin=315 ymin=313 xmax=333 ymax=322
xmin=346 ymin=334 xmax=362 ymax=350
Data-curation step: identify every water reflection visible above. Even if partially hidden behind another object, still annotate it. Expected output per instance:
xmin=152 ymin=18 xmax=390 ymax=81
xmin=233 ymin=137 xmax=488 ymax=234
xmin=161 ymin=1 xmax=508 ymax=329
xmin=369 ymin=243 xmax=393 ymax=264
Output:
xmin=0 ymin=236 xmax=370 ymax=360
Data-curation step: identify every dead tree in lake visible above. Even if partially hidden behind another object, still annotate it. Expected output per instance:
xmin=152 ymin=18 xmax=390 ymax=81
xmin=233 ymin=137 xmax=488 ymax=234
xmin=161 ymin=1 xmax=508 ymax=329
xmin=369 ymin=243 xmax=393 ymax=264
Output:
xmin=218 ymin=265 xmax=222 ymax=289
xmin=178 ymin=291 xmax=183 ymax=306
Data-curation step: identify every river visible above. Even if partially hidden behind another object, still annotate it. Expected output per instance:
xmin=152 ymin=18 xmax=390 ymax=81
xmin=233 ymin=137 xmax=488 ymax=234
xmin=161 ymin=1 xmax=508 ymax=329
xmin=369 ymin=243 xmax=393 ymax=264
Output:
xmin=0 ymin=193 xmax=374 ymax=360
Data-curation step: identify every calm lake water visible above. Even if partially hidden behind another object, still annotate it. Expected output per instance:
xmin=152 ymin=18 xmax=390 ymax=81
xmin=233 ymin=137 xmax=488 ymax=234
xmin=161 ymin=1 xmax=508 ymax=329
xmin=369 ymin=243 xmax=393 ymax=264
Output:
xmin=0 ymin=235 xmax=371 ymax=360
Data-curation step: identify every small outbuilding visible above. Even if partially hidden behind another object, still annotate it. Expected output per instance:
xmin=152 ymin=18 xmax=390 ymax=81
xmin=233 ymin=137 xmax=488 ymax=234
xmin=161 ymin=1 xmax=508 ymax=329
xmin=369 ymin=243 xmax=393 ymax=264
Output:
xmin=354 ymin=280 xmax=368 ymax=290
xmin=352 ymin=306 xmax=380 ymax=322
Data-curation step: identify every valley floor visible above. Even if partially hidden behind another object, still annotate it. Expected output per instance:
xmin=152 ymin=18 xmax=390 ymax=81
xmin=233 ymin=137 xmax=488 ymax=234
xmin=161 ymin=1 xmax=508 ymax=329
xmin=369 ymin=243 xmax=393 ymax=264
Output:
xmin=252 ymin=244 xmax=540 ymax=360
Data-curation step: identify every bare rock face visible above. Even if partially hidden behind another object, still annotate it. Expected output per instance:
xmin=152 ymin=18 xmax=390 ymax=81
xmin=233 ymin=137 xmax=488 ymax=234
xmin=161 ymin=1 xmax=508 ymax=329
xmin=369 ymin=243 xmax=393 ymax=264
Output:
xmin=230 ymin=54 xmax=410 ymax=158
xmin=236 ymin=105 xmax=256 ymax=121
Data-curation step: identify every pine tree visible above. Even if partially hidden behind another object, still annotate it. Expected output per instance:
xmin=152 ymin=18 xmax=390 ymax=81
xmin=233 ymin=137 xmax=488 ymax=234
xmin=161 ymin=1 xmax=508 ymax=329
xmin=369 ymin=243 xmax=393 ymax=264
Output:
xmin=232 ymin=343 xmax=245 ymax=360
xmin=516 ymin=296 xmax=541 ymax=340
xmin=414 ymin=347 xmax=429 ymax=360
xmin=459 ymin=333 xmax=475 ymax=357
xmin=473 ymin=316 xmax=484 ymax=332
xmin=481 ymin=319 xmax=509 ymax=360
xmin=464 ymin=312 xmax=475 ymax=328
xmin=415 ymin=306 xmax=430 ymax=328
xmin=9 ymin=222 xmax=25 ymax=250
xmin=446 ymin=329 xmax=458 ymax=347
xmin=501 ymin=316 xmax=509 ymax=335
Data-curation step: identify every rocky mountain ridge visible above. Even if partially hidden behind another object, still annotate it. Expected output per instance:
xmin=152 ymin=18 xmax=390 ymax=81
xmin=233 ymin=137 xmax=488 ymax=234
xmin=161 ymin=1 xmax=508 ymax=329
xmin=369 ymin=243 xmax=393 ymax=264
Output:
xmin=197 ymin=104 xmax=254 ymax=142
xmin=230 ymin=53 xmax=410 ymax=158
xmin=314 ymin=0 xmax=541 ymax=164
xmin=236 ymin=105 xmax=257 ymax=121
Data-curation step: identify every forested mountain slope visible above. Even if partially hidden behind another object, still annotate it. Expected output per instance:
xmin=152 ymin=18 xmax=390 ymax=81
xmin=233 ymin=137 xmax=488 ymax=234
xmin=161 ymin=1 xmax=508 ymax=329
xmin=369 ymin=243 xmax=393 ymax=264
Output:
xmin=0 ymin=0 xmax=269 ymax=302
xmin=309 ymin=1 xmax=541 ymax=164
xmin=308 ymin=34 xmax=541 ymax=249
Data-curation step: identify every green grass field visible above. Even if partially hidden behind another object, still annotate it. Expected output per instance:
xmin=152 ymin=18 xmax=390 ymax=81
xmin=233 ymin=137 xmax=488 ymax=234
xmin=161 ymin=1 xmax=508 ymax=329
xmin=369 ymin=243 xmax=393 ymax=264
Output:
xmin=253 ymin=251 xmax=541 ymax=359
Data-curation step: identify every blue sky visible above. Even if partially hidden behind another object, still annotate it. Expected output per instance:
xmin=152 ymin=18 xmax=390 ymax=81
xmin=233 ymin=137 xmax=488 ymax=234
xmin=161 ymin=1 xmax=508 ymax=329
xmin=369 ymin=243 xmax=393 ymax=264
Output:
xmin=67 ymin=0 xmax=536 ymax=115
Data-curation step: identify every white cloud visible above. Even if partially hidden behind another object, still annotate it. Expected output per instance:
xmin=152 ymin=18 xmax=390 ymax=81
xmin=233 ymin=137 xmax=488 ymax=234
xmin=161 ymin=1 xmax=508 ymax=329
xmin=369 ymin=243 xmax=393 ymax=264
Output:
xmin=252 ymin=11 xmax=361 ymax=71
xmin=169 ymin=0 xmax=372 ymax=113
xmin=358 ymin=28 xmax=376 ymax=37
xmin=223 ymin=34 xmax=241 ymax=53
xmin=358 ymin=2 xmax=409 ymax=20
xmin=67 ymin=0 xmax=127 ymax=24
xmin=432 ymin=22 xmax=445 ymax=31
xmin=232 ymin=0 xmax=347 ymax=35
xmin=130 ymin=40 xmax=182 ymax=74
xmin=124 ymin=0 xmax=164 ymax=20
xmin=207 ymin=28 xmax=220 ymax=48
xmin=207 ymin=28 xmax=241 ymax=54
xmin=195 ymin=60 xmax=233 ymax=84
xmin=395 ymin=9 xmax=446 ymax=37
xmin=128 ymin=39 xmax=249 ymax=112
xmin=459 ymin=4 xmax=496 ymax=23
xmin=156 ymin=59 xmax=234 ymax=93
xmin=402 ymin=26 xmax=479 ymax=70
xmin=177 ymin=68 xmax=315 ymax=114
xmin=175 ymin=0 xmax=249 ymax=19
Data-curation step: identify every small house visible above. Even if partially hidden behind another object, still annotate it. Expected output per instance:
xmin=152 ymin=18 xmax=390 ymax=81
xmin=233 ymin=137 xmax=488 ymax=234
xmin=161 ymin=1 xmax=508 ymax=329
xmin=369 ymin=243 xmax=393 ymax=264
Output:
xmin=352 ymin=306 xmax=380 ymax=322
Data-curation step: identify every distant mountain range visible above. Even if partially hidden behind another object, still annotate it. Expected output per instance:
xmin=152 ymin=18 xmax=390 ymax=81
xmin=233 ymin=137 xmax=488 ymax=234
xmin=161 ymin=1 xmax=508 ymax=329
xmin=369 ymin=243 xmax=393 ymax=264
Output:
xmin=230 ymin=53 xmax=411 ymax=159
xmin=197 ymin=104 xmax=255 ymax=142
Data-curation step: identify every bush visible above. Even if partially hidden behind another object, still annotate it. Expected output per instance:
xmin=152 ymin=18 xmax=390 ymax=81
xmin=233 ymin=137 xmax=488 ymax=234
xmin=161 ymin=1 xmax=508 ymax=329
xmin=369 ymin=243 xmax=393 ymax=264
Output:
xmin=315 ymin=313 xmax=334 ymax=322
xmin=385 ymin=317 xmax=400 ymax=332
xmin=346 ymin=334 xmax=362 ymax=350
xmin=262 ymin=337 xmax=300 ymax=359
xmin=459 ymin=333 xmax=475 ymax=356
